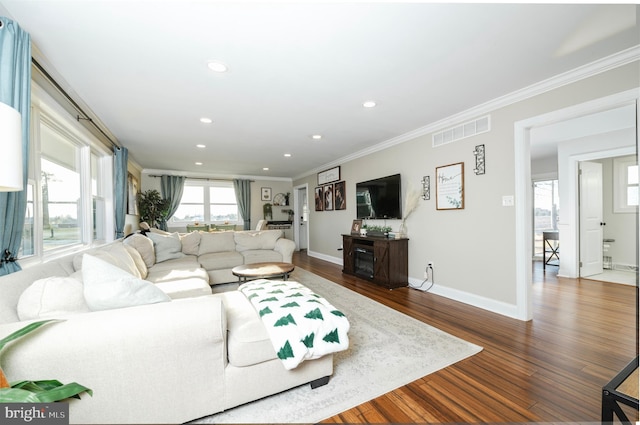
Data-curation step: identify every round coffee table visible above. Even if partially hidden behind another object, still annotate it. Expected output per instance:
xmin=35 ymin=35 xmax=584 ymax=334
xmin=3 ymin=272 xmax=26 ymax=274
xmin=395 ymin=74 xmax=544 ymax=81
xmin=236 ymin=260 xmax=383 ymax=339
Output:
xmin=231 ymin=262 xmax=295 ymax=282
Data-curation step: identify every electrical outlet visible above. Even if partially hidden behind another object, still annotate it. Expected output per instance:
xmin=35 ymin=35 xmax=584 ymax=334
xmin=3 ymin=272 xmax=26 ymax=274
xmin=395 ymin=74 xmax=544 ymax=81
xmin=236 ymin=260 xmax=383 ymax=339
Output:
xmin=427 ymin=261 xmax=434 ymax=268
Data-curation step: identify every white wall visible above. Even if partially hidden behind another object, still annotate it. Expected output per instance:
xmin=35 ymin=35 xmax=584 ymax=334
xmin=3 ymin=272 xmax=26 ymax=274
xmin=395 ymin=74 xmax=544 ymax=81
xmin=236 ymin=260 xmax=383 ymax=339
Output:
xmin=295 ymin=61 xmax=639 ymax=319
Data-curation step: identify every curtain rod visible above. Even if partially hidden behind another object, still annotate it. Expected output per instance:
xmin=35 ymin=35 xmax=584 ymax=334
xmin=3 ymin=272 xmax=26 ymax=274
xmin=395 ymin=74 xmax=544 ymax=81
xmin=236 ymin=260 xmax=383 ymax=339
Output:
xmin=149 ymin=175 xmax=254 ymax=182
xmin=31 ymin=58 xmax=120 ymax=150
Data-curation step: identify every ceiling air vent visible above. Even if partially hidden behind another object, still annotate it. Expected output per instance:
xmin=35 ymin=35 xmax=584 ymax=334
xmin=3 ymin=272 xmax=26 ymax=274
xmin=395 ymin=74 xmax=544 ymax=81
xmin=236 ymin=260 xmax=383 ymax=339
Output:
xmin=432 ymin=115 xmax=490 ymax=147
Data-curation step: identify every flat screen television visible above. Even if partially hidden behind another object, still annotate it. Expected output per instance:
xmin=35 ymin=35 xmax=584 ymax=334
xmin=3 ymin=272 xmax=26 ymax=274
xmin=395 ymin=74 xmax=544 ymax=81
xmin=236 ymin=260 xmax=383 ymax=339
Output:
xmin=356 ymin=174 xmax=402 ymax=219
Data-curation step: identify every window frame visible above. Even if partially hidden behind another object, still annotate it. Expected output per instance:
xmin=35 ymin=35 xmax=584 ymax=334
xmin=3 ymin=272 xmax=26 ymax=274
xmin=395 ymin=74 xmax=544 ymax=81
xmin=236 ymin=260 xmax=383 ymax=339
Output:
xmin=20 ymin=82 xmax=114 ymax=265
xmin=169 ymin=180 xmax=241 ymax=225
xmin=613 ymin=155 xmax=639 ymax=214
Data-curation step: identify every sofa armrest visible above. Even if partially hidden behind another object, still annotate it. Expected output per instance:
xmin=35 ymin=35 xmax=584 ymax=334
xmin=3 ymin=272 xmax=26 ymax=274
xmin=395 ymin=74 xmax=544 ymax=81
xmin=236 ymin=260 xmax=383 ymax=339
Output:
xmin=0 ymin=296 xmax=227 ymax=424
xmin=274 ymin=237 xmax=296 ymax=263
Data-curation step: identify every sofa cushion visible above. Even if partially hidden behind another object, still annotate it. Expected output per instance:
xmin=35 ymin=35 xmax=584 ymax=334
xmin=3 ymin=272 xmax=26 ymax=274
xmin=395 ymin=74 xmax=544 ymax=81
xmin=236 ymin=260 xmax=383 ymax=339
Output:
xmin=82 ymin=254 xmax=171 ymax=311
xmin=146 ymin=265 xmax=209 ymax=284
xmin=234 ymin=230 xmax=283 ymax=252
xmin=180 ymin=231 xmax=201 ymax=255
xmin=148 ymin=256 xmax=201 ymax=272
xmin=148 ymin=232 xmax=185 ymax=263
xmin=124 ymin=233 xmax=155 ymax=268
xmin=198 ymin=251 xmax=244 ymax=271
xmin=17 ymin=276 xmax=90 ymax=321
xmin=217 ymin=291 xmax=276 ymax=367
xmin=74 ymin=242 xmax=142 ymax=278
xmin=198 ymin=231 xmax=236 ymax=255
xmin=153 ymin=279 xmax=212 ymax=299
xmin=240 ymin=250 xmax=284 ymax=264
xmin=123 ymin=244 xmax=148 ymax=279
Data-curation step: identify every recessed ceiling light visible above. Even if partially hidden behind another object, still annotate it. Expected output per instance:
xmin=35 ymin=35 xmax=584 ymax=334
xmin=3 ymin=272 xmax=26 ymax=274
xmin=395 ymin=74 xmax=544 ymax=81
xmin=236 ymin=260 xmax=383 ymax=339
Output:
xmin=207 ymin=61 xmax=228 ymax=73
xmin=200 ymin=117 xmax=212 ymax=124
xmin=284 ymin=153 xmax=292 ymax=157
xmin=195 ymin=162 xmax=203 ymax=165
xmin=363 ymin=101 xmax=376 ymax=108
xmin=311 ymin=134 xmax=322 ymax=140
xmin=196 ymin=144 xmax=206 ymax=148
xmin=263 ymin=167 xmax=269 ymax=171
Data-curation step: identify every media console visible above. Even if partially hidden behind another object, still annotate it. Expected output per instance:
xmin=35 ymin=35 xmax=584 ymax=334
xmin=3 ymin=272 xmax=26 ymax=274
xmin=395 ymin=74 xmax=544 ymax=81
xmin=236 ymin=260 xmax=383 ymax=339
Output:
xmin=342 ymin=234 xmax=408 ymax=289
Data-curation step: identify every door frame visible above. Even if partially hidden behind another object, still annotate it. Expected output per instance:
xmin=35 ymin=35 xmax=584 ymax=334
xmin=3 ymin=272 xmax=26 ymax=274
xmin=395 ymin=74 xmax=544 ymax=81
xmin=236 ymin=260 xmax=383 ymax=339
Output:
xmin=514 ymin=88 xmax=639 ymax=321
xmin=292 ymin=183 xmax=309 ymax=251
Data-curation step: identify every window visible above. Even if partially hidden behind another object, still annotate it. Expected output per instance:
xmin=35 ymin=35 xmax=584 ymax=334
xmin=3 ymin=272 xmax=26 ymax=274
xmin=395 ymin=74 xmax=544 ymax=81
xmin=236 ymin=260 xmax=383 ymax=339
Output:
xmin=533 ymin=179 xmax=559 ymax=258
xmin=171 ymin=181 xmax=239 ymax=224
xmin=614 ymin=156 xmax=639 ymax=213
xmin=41 ymin=122 xmax=82 ymax=250
xmin=19 ymin=84 xmax=113 ymax=261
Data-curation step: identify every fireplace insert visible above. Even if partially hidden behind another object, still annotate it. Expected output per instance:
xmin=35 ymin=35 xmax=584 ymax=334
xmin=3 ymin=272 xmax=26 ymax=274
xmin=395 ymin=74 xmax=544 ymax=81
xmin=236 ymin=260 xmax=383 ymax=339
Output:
xmin=354 ymin=246 xmax=374 ymax=279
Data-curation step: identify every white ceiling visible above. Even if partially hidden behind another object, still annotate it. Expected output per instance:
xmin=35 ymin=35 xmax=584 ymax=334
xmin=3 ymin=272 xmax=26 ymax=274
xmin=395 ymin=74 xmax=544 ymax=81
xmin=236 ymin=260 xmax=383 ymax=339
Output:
xmin=1 ymin=2 xmax=638 ymax=179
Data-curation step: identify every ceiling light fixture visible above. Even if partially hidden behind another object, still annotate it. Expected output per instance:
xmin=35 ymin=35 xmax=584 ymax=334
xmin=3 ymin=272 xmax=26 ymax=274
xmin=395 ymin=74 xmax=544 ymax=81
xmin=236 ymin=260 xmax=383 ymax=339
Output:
xmin=207 ymin=61 xmax=228 ymax=73
xmin=363 ymin=101 xmax=377 ymax=108
xmin=311 ymin=134 xmax=322 ymax=140
xmin=263 ymin=167 xmax=269 ymax=171
xmin=196 ymin=144 xmax=206 ymax=148
xmin=195 ymin=162 xmax=203 ymax=165
xmin=284 ymin=153 xmax=292 ymax=157
xmin=200 ymin=117 xmax=212 ymax=124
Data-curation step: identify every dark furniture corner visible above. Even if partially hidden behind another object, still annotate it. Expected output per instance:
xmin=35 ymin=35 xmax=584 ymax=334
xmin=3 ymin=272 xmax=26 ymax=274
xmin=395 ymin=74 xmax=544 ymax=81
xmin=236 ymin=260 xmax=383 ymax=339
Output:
xmin=342 ymin=234 xmax=408 ymax=289
xmin=602 ymin=356 xmax=639 ymax=425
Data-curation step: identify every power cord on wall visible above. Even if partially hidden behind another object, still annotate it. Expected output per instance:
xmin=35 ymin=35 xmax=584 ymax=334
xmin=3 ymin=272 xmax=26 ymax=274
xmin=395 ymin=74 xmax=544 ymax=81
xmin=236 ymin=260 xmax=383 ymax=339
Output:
xmin=410 ymin=264 xmax=434 ymax=292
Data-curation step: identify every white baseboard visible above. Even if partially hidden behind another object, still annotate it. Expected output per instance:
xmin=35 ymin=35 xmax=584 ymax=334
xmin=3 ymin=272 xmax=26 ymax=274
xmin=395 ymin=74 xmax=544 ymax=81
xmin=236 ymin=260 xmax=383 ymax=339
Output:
xmin=412 ymin=276 xmax=519 ymax=320
xmin=307 ymin=250 xmax=343 ymax=266
xmin=306 ymin=251 xmax=520 ymax=320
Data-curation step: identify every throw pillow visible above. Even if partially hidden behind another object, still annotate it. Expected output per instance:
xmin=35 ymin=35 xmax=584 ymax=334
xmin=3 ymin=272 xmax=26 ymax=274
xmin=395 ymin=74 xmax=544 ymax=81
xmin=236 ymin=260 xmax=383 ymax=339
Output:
xmin=82 ymin=254 xmax=170 ymax=311
xmin=198 ymin=231 xmax=236 ymax=255
xmin=123 ymin=244 xmax=148 ymax=279
xmin=123 ymin=233 xmax=155 ymax=268
xmin=180 ymin=231 xmax=201 ymax=256
xmin=148 ymin=232 xmax=185 ymax=263
xmin=73 ymin=242 xmax=142 ymax=278
xmin=234 ymin=230 xmax=282 ymax=252
xmin=17 ymin=276 xmax=90 ymax=321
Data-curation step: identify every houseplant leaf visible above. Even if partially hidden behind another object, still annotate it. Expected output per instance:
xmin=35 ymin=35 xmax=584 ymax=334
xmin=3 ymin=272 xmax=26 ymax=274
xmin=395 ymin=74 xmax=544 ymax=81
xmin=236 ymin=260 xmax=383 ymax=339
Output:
xmin=0 ymin=387 xmax=42 ymax=403
xmin=0 ymin=319 xmax=59 ymax=351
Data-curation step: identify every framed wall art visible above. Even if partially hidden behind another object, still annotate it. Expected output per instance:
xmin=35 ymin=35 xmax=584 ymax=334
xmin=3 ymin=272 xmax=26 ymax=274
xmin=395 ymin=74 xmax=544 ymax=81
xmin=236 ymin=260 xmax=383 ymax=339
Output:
xmin=314 ymin=186 xmax=324 ymax=211
xmin=323 ymin=184 xmax=334 ymax=211
xmin=261 ymin=187 xmax=272 ymax=201
xmin=436 ymin=162 xmax=464 ymax=210
xmin=334 ymin=181 xmax=346 ymax=210
xmin=317 ymin=166 xmax=340 ymax=185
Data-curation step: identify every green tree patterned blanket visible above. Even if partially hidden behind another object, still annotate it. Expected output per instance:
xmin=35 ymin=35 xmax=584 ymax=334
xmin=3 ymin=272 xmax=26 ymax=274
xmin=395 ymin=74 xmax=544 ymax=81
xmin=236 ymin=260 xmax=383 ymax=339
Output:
xmin=239 ymin=279 xmax=350 ymax=370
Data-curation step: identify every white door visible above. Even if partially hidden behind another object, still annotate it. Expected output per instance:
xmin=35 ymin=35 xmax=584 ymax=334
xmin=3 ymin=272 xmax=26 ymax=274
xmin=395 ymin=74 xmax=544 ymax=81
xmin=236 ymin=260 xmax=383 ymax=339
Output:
xmin=579 ymin=161 xmax=604 ymax=277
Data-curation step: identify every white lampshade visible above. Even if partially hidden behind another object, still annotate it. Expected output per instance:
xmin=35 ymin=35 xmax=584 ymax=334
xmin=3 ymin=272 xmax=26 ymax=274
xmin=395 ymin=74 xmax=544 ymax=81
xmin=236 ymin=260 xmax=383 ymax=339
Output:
xmin=0 ymin=101 xmax=23 ymax=191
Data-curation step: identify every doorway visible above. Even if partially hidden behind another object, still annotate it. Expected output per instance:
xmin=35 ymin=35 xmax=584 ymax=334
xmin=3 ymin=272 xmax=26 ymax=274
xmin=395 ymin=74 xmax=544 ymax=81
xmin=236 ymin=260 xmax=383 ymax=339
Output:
xmin=293 ymin=184 xmax=309 ymax=251
xmin=533 ymin=179 xmax=559 ymax=264
xmin=514 ymin=89 xmax=639 ymax=321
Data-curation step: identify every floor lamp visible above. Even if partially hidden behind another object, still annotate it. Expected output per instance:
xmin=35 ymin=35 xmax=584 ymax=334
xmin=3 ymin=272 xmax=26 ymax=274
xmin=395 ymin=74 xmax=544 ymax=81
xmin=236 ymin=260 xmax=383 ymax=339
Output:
xmin=0 ymin=101 xmax=22 ymax=192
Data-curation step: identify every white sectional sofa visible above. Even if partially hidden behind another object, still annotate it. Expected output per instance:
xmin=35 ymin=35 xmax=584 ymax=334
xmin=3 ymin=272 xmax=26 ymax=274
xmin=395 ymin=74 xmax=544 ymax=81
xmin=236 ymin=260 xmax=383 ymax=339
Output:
xmin=0 ymin=230 xmax=333 ymax=424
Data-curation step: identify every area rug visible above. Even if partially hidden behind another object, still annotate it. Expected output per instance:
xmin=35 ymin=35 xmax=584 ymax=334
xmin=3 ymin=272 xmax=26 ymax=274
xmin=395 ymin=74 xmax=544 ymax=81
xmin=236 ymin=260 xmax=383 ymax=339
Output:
xmin=194 ymin=268 xmax=482 ymax=424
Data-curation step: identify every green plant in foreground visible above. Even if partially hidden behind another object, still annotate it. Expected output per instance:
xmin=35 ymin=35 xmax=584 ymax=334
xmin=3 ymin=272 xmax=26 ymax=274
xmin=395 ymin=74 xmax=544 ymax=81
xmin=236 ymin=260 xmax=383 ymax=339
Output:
xmin=0 ymin=320 xmax=92 ymax=402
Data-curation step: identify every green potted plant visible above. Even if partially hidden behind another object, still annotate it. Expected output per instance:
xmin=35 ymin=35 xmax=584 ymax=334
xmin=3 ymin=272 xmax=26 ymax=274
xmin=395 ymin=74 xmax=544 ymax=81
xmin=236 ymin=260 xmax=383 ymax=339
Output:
xmin=0 ymin=320 xmax=92 ymax=402
xmin=138 ymin=190 xmax=170 ymax=229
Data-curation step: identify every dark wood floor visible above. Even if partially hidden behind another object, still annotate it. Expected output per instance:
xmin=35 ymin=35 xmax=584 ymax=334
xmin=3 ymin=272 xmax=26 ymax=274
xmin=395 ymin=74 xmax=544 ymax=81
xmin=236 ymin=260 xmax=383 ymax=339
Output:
xmin=292 ymin=251 xmax=638 ymax=423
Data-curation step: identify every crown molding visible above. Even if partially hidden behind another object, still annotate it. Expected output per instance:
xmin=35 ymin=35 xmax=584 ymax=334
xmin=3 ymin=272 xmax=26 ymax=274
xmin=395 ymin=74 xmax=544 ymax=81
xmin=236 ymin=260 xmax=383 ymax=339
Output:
xmin=294 ymin=45 xmax=640 ymax=182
